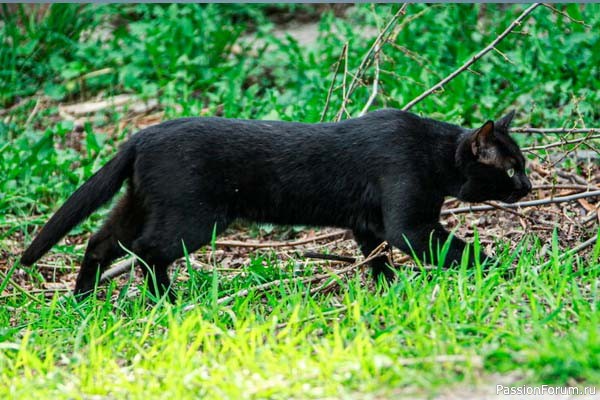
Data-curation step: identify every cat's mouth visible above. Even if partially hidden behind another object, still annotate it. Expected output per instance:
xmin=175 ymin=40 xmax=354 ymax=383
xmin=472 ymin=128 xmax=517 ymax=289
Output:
xmin=502 ymin=191 xmax=528 ymax=204
xmin=502 ymin=195 xmax=520 ymax=204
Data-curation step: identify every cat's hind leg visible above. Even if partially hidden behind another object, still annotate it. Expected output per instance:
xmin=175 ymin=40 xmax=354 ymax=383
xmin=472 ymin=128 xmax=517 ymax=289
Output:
xmin=130 ymin=207 xmax=228 ymax=302
xmin=353 ymin=230 xmax=396 ymax=283
xmin=74 ymin=189 xmax=144 ymax=299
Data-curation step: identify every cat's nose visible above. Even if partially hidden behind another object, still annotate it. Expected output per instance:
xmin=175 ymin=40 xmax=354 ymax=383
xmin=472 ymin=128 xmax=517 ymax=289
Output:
xmin=523 ymin=177 xmax=532 ymax=192
xmin=518 ymin=176 xmax=532 ymax=197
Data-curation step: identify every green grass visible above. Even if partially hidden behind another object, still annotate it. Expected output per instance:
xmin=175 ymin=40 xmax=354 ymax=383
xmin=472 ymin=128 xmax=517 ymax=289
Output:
xmin=1 ymin=237 xmax=599 ymax=398
xmin=1 ymin=3 xmax=599 ymax=398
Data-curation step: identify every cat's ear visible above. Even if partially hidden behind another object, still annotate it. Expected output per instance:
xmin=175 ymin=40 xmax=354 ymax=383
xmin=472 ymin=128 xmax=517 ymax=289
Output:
xmin=470 ymin=120 xmax=494 ymax=155
xmin=496 ymin=110 xmax=516 ymax=131
xmin=470 ymin=121 xmax=498 ymax=164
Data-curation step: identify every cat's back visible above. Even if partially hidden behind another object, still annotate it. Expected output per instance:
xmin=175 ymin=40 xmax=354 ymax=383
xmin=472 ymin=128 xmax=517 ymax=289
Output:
xmin=128 ymin=109 xmax=462 ymax=157
xmin=361 ymin=108 xmax=464 ymax=139
xmin=131 ymin=109 xmax=409 ymax=141
xmin=135 ymin=114 xmax=334 ymax=135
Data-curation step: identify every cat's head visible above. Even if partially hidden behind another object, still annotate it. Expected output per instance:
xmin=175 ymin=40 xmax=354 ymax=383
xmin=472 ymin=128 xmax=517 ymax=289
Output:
xmin=455 ymin=110 xmax=531 ymax=203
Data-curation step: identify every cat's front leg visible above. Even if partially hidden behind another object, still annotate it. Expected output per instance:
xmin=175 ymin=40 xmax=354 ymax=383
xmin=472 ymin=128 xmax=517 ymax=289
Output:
xmin=385 ymin=221 xmax=490 ymax=269
xmin=380 ymin=180 xmax=492 ymax=269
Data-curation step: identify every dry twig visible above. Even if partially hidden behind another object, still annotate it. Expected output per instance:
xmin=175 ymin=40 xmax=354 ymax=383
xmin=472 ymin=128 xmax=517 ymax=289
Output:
xmin=303 ymin=252 xmax=357 ymax=263
xmin=542 ymin=3 xmax=591 ymax=28
xmin=523 ymin=135 xmax=600 ymax=152
xmin=97 ymin=231 xmax=350 ymax=285
xmin=100 ymin=258 xmax=136 ymax=283
xmin=0 ymin=270 xmax=45 ymax=304
xmin=550 ymin=131 xmax=599 ymax=167
xmin=359 ymin=42 xmax=381 ymax=116
xmin=320 ymin=43 xmax=348 ymax=122
xmin=530 ymin=233 xmax=599 ymax=273
xmin=334 ymin=4 xmax=408 ymax=121
xmin=274 ymin=305 xmax=348 ymax=331
xmin=481 ymin=201 xmax=541 ymax=225
xmin=512 ymin=127 xmax=600 ymax=134
xmin=24 ymin=96 xmax=41 ymax=128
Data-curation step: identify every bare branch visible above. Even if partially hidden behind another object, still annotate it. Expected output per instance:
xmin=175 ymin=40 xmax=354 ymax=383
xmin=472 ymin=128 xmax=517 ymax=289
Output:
xmin=523 ymin=135 xmax=600 ymax=151
xmin=511 ymin=127 xmax=600 ymax=134
xmin=442 ymin=189 xmax=600 ymax=216
xmin=402 ymin=3 xmax=541 ymax=111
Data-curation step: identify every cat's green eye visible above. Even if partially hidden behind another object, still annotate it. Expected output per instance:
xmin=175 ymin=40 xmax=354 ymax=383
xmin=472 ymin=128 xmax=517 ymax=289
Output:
xmin=506 ymin=168 xmax=515 ymax=178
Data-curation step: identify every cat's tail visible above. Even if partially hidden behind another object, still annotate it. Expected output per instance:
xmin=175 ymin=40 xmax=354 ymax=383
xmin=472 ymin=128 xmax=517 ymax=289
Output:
xmin=20 ymin=144 xmax=135 ymax=266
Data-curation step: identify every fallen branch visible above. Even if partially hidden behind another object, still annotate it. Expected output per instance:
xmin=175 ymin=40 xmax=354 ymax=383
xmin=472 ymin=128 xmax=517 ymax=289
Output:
xmin=442 ymin=189 xmax=600 ymax=215
xmin=94 ymin=230 xmax=351 ymax=286
xmin=215 ymin=230 xmax=348 ymax=249
xmin=304 ymin=250 xmax=417 ymax=273
xmin=24 ymin=96 xmax=41 ymax=128
xmin=59 ymin=94 xmax=134 ymax=115
xmin=0 ymin=94 xmax=38 ymax=116
xmin=533 ymin=184 xmax=597 ymax=191
xmin=481 ymin=201 xmax=540 ymax=225
xmin=0 ymin=288 xmax=71 ymax=302
xmin=58 ymin=95 xmax=159 ymax=128
xmin=532 ymin=233 xmax=599 ymax=273
xmin=555 ymin=169 xmax=591 ymax=186
xmin=555 ymin=234 xmax=598 ymax=259
xmin=402 ymin=3 xmax=541 ymax=111
xmin=204 ymin=241 xmax=389 ymax=308
xmin=100 ymin=258 xmax=135 ymax=283
xmin=303 ymin=252 xmax=357 ymax=263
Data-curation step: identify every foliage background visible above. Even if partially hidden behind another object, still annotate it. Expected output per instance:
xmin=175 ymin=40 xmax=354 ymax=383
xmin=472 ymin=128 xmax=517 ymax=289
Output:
xmin=0 ymin=4 xmax=599 ymax=399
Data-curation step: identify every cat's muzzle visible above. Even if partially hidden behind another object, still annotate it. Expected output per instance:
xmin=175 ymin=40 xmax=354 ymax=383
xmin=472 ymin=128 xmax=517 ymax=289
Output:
xmin=503 ymin=179 xmax=532 ymax=203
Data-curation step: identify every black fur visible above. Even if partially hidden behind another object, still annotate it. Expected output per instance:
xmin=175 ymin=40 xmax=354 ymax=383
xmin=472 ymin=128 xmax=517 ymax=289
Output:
xmin=20 ymin=109 xmax=531 ymax=301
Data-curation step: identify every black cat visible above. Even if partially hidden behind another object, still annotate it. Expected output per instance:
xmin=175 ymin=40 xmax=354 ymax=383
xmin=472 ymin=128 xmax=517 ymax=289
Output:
xmin=21 ymin=109 xmax=531 ymax=301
